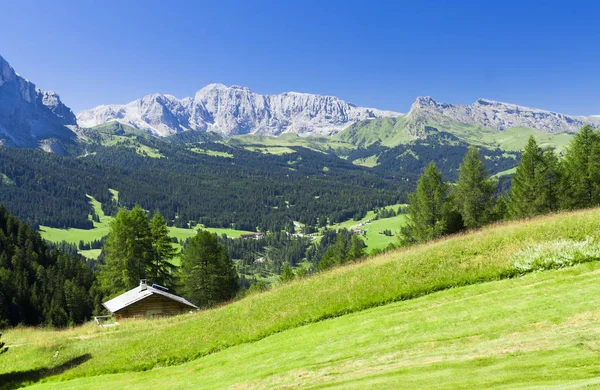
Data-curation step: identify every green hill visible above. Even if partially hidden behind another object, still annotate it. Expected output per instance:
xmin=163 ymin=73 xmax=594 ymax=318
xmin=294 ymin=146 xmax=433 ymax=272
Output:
xmin=3 ymin=208 xmax=600 ymax=388
xmin=29 ymin=262 xmax=600 ymax=389
xmin=337 ymin=115 xmax=575 ymax=152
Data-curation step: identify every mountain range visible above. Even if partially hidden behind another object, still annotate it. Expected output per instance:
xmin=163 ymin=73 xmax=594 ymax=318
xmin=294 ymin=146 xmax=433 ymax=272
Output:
xmin=0 ymin=55 xmax=77 ymax=151
xmin=0 ymin=54 xmax=599 ymax=150
xmin=407 ymin=96 xmax=600 ymax=134
xmin=76 ymin=83 xmax=402 ymax=137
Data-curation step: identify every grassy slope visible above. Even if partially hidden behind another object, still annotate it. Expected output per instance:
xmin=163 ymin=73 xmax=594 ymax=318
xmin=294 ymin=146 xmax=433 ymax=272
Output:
xmin=30 ymin=262 xmax=600 ymax=389
xmin=189 ymin=148 xmax=233 ymax=158
xmin=455 ymin=125 xmax=574 ymax=152
xmin=39 ymin=195 xmax=112 ymax=250
xmin=336 ymin=115 xmax=574 ymax=153
xmin=80 ymin=122 xmax=164 ymax=158
xmin=243 ymin=145 xmax=297 ymax=155
xmin=360 ymin=214 xmax=407 ymax=251
xmin=39 ymin=194 xmax=252 ymax=260
xmin=336 ymin=116 xmax=413 ymax=147
xmin=4 ymin=208 xmax=600 ymax=387
xmin=330 ymin=203 xmax=407 ymax=252
xmin=228 ymin=133 xmax=356 ymax=155
xmin=352 ymin=154 xmax=379 ymax=167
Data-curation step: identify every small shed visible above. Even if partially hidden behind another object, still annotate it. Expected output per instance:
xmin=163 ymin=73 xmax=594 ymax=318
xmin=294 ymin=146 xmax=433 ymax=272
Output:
xmin=103 ymin=280 xmax=198 ymax=320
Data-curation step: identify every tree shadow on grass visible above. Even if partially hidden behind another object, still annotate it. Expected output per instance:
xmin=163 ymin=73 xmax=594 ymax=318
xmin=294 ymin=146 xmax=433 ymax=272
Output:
xmin=0 ymin=353 xmax=92 ymax=390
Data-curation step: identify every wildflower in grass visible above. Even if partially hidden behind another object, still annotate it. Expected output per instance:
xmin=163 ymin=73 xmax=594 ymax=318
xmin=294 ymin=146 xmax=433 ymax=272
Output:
xmin=511 ymin=237 xmax=600 ymax=272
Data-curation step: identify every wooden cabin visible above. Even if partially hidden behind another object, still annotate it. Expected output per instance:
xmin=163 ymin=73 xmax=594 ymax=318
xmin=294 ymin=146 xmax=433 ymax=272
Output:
xmin=103 ymin=280 xmax=198 ymax=320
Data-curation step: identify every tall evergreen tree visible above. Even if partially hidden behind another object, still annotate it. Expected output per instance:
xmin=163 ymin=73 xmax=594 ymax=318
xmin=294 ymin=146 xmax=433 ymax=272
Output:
xmin=402 ymin=162 xmax=458 ymax=243
xmin=181 ymin=231 xmax=238 ymax=308
xmin=507 ymin=137 xmax=561 ymax=218
xmin=100 ymin=205 xmax=154 ymax=294
xmin=279 ymin=263 xmax=295 ymax=283
xmin=148 ymin=212 xmax=178 ymax=287
xmin=317 ymin=230 xmax=359 ymax=271
xmin=453 ymin=146 xmax=497 ymax=229
xmin=560 ymin=125 xmax=600 ymax=209
xmin=348 ymin=234 xmax=366 ymax=261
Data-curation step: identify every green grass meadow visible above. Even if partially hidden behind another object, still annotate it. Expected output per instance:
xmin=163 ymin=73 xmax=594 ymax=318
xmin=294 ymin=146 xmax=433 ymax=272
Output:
xmin=330 ymin=203 xmax=407 ymax=252
xmin=38 ymin=194 xmax=253 ymax=260
xmin=27 ymin=261 xmax=600 ymax=389
xmin=38 ymin=195 xmax=112 ymax=251
xmin=189 ymin=148 xmax=234 ymax=158
xmin=4 ymin=208 xmax=600 ymax=388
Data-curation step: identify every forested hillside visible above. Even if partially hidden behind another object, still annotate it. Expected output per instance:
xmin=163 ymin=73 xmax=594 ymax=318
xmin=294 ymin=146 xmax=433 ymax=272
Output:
xmin=0 ymin=142 xmax=403 ymax=231
xmin=0 ymin=124 xmax=520 ymax=234
xmin=346 ymin=131 xmax=519 ymax=180
xmin=0 ymin=206 xmax=98 ymax=327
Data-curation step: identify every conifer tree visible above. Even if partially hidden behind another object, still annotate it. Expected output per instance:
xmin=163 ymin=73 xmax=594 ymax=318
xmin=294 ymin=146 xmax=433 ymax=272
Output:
xmin=560 ymin=125 xmax=600 ymax=209
xmin=317 ymin=231 xmax=357 ymax=271
xmin=318 ymin=247 xmax=338 ymax=271
xmin=453 ymin=146 xmax=497 ymax=229
xmin=348 ymin=234 xmax=366 ymax=261
xmin=181 ymin=231 xmax=238 ymax=308
xmin=148 ymin=212 xmax=178 ymax=287
xmin=100 ymin=205 xmax=154 ymax=294
xmin=507 ymin=137 xmax=561 ymax=218
xmin=279 ymin=263 xmax=295 ymax=283
xmin=402 ymin=162 xmax=458 ymax=243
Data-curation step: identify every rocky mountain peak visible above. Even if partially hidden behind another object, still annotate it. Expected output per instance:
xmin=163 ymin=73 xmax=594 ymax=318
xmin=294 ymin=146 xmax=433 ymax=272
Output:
xmin=0 ymin=55 xmax=77 ymax=148
xmin=0 ymin=56 xmax=14 ymax=86
xmin=39 ymin=90 xmax=77 ymax=124
xmin=407 ymin=96 xmax=600 ymax=133
xmin=79 ymin=85 xmax=402 ymax=137
xmin=412 ymin=96 xmax=437 ymax=107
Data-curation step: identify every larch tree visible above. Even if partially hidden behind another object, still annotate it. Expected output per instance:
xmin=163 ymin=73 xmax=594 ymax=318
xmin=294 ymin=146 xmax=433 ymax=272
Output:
xmin=317 ymin=231 xmax=353 ymax=271
xmin=100 ymin=205 xmax=154 ymax=294
xmin=181 ymin=230 xmax=238 ymax=308
xmin=560 ymin=125 xmax=600 ymax=209
xmin=453 ymin=146 xmax=497 ymax=229
xmin=507 ymin=137 xmax=561 ymax=218
xmin=148 ymin=211 xmax=178 ymax=288
xmin=402 ymin=162 xmax=458 ymax=244
xmin=279 ymin=262 xmax=295 ymax=283
xmin=348 ymin=234 xmax=366 ymax=261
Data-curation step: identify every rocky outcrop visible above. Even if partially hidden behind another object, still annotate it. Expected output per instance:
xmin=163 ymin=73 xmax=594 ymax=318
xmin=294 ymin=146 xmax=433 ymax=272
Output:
xmin=407 ymin=96 xmax=600 ymax=133
xmin=77 ymin=84 xmax=402 ymax=137
xmin=0 ymin=55 xmax=77 ymax=148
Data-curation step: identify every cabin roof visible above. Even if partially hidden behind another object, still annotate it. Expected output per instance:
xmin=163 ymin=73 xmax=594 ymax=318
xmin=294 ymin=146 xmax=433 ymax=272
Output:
xmin=103 ymin=284 xmax=198 ymax=313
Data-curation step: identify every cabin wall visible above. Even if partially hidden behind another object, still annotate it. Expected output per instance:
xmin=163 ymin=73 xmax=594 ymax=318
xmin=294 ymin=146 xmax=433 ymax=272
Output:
xmin=114 ymin=294 xmax=192 ymax=320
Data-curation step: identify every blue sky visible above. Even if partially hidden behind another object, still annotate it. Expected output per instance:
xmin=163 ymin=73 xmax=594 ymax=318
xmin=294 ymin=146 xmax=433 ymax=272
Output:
xmin=1 ymin=0 xmax=598 ymax=115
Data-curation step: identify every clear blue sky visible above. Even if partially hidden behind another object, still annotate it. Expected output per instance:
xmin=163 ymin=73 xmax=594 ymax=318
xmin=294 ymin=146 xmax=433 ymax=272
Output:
xmin=1 ymin=0 xmax=598 ymax=115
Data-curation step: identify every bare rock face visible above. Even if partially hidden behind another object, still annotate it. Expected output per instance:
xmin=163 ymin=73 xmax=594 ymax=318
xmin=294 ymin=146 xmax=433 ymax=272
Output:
xmin=77 ymin=84 xmax=402 ymax=137
xmin=0 ymin=55 xmax=77 ymax=148
xmin=407 ymin=96 xmax=600 ymax=134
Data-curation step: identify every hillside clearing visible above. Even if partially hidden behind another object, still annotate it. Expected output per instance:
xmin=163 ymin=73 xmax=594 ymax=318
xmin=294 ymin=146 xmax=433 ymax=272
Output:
xmin=39 ymin=195 xmax=112 ymax=249
xmin=27 ymin=262 xmax=600 ymax=389
xmin=3 ymin=208 xmax=600 ymax=387
xmin=39 ymin=194 xmax=253 ymax=260
xmin=330 ymin=203 xmax=407 ymax=252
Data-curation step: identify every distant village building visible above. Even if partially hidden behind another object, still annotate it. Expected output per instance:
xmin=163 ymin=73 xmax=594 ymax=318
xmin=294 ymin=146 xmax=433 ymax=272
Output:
xmin=103 ymin=280 xmax=198 ymax=320
xmin=239 ymin=232 xmax=265 ymax=240
xmin=352 ymin=227 xmax=366 ymax=234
